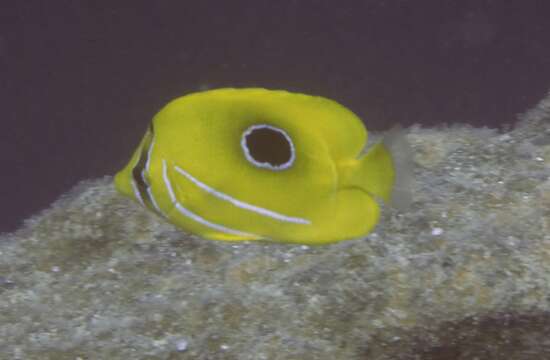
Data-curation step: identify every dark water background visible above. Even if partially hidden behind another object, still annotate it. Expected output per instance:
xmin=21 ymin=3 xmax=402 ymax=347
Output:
xmin=1 ymin=0 xmax=549 ymax=233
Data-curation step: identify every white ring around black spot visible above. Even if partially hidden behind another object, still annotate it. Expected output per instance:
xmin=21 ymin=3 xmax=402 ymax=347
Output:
xmin=241 ymin=124 xmax=295 ymax=170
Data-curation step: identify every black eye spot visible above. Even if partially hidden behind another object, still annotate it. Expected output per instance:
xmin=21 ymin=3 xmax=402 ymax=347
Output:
xmin=241 ymin=125 xmax=295 ymax=170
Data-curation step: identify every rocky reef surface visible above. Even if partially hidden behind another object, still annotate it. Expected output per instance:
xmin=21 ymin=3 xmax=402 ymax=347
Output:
xmin=1 ymin=93 xmax=549 ymax=359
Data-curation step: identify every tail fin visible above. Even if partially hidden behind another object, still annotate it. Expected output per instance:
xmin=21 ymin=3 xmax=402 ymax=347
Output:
xmin=382 ymin=125 xmax=414 ymax=210
xmin=337 ymin=125 xmax=414 ymax=210
xmin=356 ymin=141 xmax=395 ymax=203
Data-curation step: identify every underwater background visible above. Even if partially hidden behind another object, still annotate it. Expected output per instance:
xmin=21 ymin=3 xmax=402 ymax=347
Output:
xmin=2 ymin=1 xmax=550 ymax=359
xmin=2 ymin=0 xmax=550 ymax=233
xmin=1 ymin=79 xmax=549 ymax=359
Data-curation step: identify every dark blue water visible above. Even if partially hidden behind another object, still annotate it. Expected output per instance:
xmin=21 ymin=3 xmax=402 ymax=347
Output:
xmin=1 ymin=0 xmax=549 ymax=232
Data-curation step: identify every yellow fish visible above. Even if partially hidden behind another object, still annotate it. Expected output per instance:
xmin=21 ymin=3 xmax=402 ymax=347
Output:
xmin=115 ymin=88 xmax=410 ymax=244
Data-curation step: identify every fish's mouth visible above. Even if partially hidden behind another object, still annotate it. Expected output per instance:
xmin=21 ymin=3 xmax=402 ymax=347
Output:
xmin=128 ymin=123 xmax=163 ymax=214
xmin=160 ymin=160 xmax=311 ymax=239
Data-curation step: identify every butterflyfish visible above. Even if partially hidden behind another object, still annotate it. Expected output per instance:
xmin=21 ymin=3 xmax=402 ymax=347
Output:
xmin=114 ymin=88 xmax=411 ymax=244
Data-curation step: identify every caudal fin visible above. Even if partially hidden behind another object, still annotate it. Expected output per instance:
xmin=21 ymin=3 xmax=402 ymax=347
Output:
xmin=383 ymin=125 xmax=414 ymax=210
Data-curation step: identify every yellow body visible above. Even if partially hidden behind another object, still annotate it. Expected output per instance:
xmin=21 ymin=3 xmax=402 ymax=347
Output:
xmin=115 ymin=88 xmax=395 ymax=244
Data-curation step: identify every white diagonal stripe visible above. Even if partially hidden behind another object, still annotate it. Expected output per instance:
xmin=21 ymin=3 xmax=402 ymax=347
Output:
xmin=147 ymin=187 xmax=162 ymax=214
xmin=162 ymin=160 xmax=258 ymax=237
xmin=145 ymin=134 xmax=155 ymax=173
xmin=173 ymin=165 xmax=311 ymax=225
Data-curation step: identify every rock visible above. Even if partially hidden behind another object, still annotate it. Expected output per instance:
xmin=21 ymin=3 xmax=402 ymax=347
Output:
xmin=1 ymin=91 xmax=549 ymax=359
